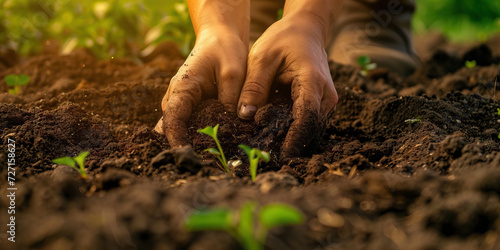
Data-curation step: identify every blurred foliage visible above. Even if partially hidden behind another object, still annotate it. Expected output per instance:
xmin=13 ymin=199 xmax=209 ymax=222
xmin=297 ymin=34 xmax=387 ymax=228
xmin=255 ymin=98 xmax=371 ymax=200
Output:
xmin=0 ymin=0 xmax=194 ymax=59
xmin=413 ymin=0 xmax=500 ymax=42
xmin=2 ymin=0 xmax=499 ymax=59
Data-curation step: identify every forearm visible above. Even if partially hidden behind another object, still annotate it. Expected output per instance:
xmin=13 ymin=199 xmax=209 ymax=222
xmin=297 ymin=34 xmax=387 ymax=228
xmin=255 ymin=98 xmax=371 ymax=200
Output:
xmin=283 ymin=0 xmax=344 ymax=45
xmin=187 ymin=0 xmax=250 ymax=42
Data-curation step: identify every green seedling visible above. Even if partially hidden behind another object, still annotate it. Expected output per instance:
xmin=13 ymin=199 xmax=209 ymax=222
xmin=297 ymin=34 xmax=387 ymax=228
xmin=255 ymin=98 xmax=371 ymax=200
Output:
xmin=198 ymin=124 xmax=229 ymax=174
xmin=405 ymin=117 xmax=422 ymax=124
xmin=238 ymin=145 xmax=270 ymax=181
xmin=4 ymin=74 xmax=30 ymax=95
xmin=52 ymin=151 xmax=89 ymax=179
xmin=357 ymin=55 xmax=377 ymax=76
xmin=185 ymin=202 xmax=303 ymax=250
xmin=277 ymin=8 xmax=284 ymax=20
xmin=465 ymin=60 xmax=477 ymax=68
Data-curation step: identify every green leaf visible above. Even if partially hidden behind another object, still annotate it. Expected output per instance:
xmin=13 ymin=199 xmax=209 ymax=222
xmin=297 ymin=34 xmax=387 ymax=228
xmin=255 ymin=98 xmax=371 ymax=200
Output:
xmin=255 ymin=150 xmax=270 ymax=162
xmin=198 ymin=124 xmax=219 ymax=138
xmin=52 ymin=157 xmax=76 ymax=168
xmin=205 ymin=148 xmax=220 ymax=156
xmin=357 ymin=55 xmax=371 ymax=66
xmin=18 ymin=74 xmax=30 ymax=85
xmin=258 ymin=204 xmax=303 ymax=230
xmin=277 ymin=8 xmax=283 ymax=20
xmin=465 ymin=60 xmax=476 ymax=68
xmin=185 ymin=208 xmax=234 ymax=231
xmin=497 ymin=108 xmax=500 ymax=115
xmin=238 ymin=144 xmax=252 ymax=156
xmin=237 ymin=202 xmax=259 ymax=250
xmin=4 ymin=75 xmax=18 ymax=86
xmin=74 ymin=151 xmax=89 ymax=168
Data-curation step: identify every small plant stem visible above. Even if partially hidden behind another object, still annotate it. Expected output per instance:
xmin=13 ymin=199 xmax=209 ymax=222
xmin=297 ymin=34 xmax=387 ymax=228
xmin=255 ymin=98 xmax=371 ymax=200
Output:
xmin=254 ymin=226 xmax=267 ymax=250
xmin=79 ymin=170 xmax=88 ymax=179
xmin=250 ymin=158 xmax=257 ymax=181
xmin=214 ymin=138 xmax=229 ymax=173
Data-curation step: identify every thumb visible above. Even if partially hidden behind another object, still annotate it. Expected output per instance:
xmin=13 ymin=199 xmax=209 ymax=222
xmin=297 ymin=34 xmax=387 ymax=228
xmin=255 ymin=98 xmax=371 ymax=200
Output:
xmin=237 ymin=53 xmax=279 ymax=120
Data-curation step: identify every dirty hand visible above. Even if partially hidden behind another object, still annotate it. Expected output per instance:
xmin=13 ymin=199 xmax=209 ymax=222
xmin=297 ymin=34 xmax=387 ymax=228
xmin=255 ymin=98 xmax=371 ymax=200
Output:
xmin=155 ymin=0 xmax=250 ymax=147
xmin=154 ymin=28 xmax=248 ymax=146
xmin=237 ymin=0 xmax=343 ymax=158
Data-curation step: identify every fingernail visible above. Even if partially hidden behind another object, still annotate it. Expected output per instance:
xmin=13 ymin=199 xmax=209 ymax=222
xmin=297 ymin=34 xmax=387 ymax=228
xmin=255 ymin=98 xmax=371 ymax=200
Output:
xmin=222 ymin=104 xmax=237 ymax=113
xmin=154 ymin=117 xmax=164 ymax=134
xmin=238 ymin=104 xmax=257 ymax=120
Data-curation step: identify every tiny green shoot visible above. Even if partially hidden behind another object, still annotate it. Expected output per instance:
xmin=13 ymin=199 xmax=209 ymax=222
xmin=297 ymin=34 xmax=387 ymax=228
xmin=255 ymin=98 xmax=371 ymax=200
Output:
xmin=198 ymin=124 xmax=229 ymax=174
xmin=405 ymin=117 xmax=422 ymax=124
xmin=357 ymin=55 xmax=377 ymax=76
xmin=4 ymin=74 xmax=30 ymax=95
xmin=238 ymin=145 xmax=270 ymax=181
xmin=465 ymin=60 xmax=477 ymax=68
xmin=52 ymin=151 xmax=90 ymax=179
xmin=185 ymin=202 xmax=303 ymax=250
xmin=277 ymin=8 xmax=283 ymax=20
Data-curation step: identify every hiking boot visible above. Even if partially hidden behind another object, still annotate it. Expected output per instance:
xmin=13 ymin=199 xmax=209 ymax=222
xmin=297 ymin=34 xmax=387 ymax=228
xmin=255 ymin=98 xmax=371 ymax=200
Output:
xmin=327 ymin=0 xmax=419 ymax=77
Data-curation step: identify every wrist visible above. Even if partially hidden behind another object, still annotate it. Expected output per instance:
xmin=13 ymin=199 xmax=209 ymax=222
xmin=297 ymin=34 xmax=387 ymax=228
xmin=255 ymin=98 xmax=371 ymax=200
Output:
xmin=197 ymin=22 xmax=249 ymax=44
xmin=196 ymin=23 xmax=249 ymax=50
xmin=282 ymin=0 xmax=343 ymax=44
xmin=280 ymin=13 xmax=328 ymax=47
xmin=189 ymin=0 xmax=250 ymax=43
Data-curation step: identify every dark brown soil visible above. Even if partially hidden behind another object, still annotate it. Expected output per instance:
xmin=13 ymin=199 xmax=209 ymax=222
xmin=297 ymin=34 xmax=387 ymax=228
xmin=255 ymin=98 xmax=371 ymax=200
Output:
xmin=1 ymin=35 xmax=500 ymax=250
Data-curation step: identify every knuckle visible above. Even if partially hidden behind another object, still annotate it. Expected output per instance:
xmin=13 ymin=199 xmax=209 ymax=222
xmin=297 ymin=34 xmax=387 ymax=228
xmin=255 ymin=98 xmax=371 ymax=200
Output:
xmin=308 ymin=71 xmax=330 ymax=84
xmin=243 ymin=81 xmax=267 ymax=96
xmin=248 ymin=48 xmax=261 ymax=59
xmin=170 ymin=73 xmax=181 ymax=83
xmin=161 ymin=94 xmax=169 ymax=110
xmin=248 ymin=47 xmax=274 ymax=63
xmin=325 ymin=83 xmax=338 ymax=106
xmin=331 ymin=92 xmax=339 ymax=106
xmin=220 ymin=66 xmax=242 ymax=81
xmin=165 ymin=82 xmax=202 ymax=111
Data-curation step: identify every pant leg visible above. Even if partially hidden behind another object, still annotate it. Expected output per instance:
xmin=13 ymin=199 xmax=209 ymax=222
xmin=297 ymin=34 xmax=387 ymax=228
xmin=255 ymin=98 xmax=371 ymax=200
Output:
xmin=250 ymin=0 xmax=286 ymax=46
xmin=327 ymin=0 xmax=419 ymax=76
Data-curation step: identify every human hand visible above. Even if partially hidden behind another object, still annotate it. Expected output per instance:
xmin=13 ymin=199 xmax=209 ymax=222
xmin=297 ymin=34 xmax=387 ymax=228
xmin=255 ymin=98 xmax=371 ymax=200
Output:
xmin=154 ymin=26 xmax=248 ymax=147
xmin=237 ymin=13 xmax=338 ymax=158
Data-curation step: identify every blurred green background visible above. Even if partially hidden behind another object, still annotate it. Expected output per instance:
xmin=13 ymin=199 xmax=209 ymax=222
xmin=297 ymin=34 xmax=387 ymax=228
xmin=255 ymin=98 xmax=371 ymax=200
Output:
xmin=0 ymin=0 xmax=194 ymax=59
xmin=413 ymin=0 xmax=500 ymax=42
xmin=0 ymin=0 xmax=499 ymax=59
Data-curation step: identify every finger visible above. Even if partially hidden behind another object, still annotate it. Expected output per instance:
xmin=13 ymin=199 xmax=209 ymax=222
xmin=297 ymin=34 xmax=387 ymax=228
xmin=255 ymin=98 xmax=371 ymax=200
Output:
xmin=217 ymin=64 xmax=246 ymax=113
xmin=237 ymin=49 xmax=280 ymax=120
xmin=281 ymin=75 xmax=323 ymax=158
xmin=162 ymin=76 xmax=204 ymax=147
xmin=319 ymin=80 xmax=338 ymax=118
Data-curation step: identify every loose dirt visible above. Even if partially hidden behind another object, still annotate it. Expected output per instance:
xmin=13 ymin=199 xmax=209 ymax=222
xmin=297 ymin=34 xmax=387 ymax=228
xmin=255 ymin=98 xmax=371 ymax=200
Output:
xmin=1 ymin=35 xmax=500 ymax=249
